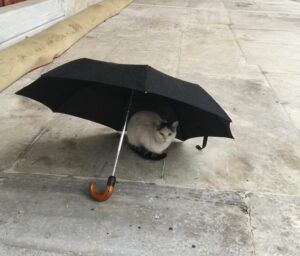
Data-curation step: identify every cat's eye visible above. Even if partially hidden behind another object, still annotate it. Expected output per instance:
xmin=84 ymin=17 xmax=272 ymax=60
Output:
xmin=160 ymin=132 xmax=164 ymax=136
xmin=168 ymin=133 xmax=172 ymax=136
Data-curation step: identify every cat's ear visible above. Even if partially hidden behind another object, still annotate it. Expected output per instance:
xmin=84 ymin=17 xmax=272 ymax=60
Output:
xmin=171 ymin=121 xmax=179 ymax=130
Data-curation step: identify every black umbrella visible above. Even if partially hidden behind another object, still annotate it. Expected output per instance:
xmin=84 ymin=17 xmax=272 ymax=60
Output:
xmin=16 ymin=58 xmax=233 ymax=201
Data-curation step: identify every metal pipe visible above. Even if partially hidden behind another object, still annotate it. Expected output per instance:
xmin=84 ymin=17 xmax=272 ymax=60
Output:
xmin=89 ymin=91 xmax=134 ymax=202
xmin=112 ymin=91 xmax=133 ymax=176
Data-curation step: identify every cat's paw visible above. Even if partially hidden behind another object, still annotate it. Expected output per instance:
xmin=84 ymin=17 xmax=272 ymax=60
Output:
xmin=129 ymin=145 xmax=151 ymax=159
xmin=129 ymin=144 xmax=139 ymax=152
xmin=129 ymin=145 xmax=167 ymax=161
xmin=148 ymin=152 xmax=167 ymax=161
xmin=157 ymin=153 xmax=167 ymax=160
xmin=161 ymin=153 xmax=167 ymax=159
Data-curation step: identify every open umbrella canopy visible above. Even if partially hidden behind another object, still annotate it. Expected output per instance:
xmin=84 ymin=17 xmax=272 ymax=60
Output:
xmin=16 ymin=58 xmax=233 ymax=142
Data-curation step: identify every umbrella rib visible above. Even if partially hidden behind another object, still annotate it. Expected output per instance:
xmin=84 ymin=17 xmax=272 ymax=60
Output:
xmin=52 ymin=84 xmax=87 ymax=112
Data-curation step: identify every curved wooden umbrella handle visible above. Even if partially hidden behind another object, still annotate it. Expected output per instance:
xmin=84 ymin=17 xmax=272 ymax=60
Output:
xmin=89 ymin=176 xmax=116 ymax=202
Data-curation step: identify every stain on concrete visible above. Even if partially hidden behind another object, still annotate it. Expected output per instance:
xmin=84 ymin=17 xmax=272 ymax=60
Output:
xmin=33 ymin=43 xmax=45 ymax=52
xmin=69 ymin=23 xmax=83 ymax=33
xmin=237 ymin=156 xmax=254 ymax=173
xmin=17 ymin=54 xmax=26 ymax=61
xmin=35 ymin=156 xmax=52 ymax=166
xmin=44 ymin=232 xmax=51 ymax=239
xmin=240 ymin=204 xmax=249 ymax=214
xmin=221 ymin=218 xmax=251 ymax=249
xmin=277 ymin=147 xmax=300 ymax=170
xmin=276 ymin=246 xmax=289 ymax=253
xmin=85 ymin=35 xmax=96 ymax=39
xmin=47 ymin=34 xmax=66 ymax=45
xmin=61 ymin=139 xmax=78 ymax=150
xmin=235 ymin=2 xmax=253 ymax=8
xmin=0 ymin=61 xmax=13 ymax=76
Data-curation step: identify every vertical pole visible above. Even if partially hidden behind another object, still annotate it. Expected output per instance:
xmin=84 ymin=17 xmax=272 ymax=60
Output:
xmin=111 ymin=90 xmax=134 ymax=177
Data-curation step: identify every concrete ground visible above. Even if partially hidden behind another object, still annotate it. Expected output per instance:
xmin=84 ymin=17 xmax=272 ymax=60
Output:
xmin=1 ymin=0 xmax=300 ymax=255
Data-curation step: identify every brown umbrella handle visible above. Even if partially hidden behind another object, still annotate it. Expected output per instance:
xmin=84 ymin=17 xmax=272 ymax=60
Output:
xmin=89 ymin=176 xmax=116 ymax=202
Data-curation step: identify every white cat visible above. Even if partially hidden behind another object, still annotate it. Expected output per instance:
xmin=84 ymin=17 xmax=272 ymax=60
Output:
xmin=127 ymin=111 xmax=178 ymax=160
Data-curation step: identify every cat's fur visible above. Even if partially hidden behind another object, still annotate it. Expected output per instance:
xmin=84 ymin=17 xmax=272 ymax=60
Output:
xmin=127 ymin=111 xmax=178 ymax=160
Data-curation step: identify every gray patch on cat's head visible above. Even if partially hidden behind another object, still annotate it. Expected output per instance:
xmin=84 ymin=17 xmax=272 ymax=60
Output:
xmin=157 ymin=120 xmax=179 ymax=132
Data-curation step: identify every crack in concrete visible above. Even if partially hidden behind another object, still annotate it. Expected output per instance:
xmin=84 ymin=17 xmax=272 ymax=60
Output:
xmin=161 ymin=158 xmax=166 ymax=179
xmin=1 ymin=240 xmax=80 ymax=256
xmin=2 ymin=167 xmax=300 ymax=198
xmin=103 ymin=37 xmax=124 ymax=60
xmin=240 ymin=191 xmax=257 ymax=256
xmin=227 ymin=5 xmax=300 ymax=139
xmin=227 ymin=11 xmax=249 ymax=65
xmin=175 ymin=8 xmax=188 ymax=77
xmin=4 ymin=117 xmax=55 ymax=173
xmin=227 ymin=2 xmax=300 ymax=138
xmin=260 ymin=67 xmax=300 ymax=136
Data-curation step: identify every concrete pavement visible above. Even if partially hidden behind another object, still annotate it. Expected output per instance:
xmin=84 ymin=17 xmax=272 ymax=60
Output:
xmin=1 ymin=0 xmax=300 ymax=255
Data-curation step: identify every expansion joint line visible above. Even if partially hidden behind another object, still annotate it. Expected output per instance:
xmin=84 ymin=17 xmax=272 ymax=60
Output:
xmin=7 ymin=117 xmax=54 ymax=172
xmin=241 ymin=192 xmax=257 ymax=256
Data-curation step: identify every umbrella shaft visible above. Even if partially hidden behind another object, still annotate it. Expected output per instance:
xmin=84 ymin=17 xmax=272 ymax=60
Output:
xmin=112 ymin=91 xmax=134 ymax=176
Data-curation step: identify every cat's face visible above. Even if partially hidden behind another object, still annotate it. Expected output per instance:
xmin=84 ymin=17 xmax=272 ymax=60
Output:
xmin=155 ymin=121 xmax=178 ymax=143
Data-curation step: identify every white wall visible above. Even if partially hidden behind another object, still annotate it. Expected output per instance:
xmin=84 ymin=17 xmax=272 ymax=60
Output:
xmin=0 ymin=0 xmax=104 ymax=50
xmin=64 ymin=0 xmax=104 ymax=15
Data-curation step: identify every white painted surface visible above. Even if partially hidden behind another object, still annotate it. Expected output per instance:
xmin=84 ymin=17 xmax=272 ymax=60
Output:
xmin=0 ymin=0 xmax=104 ymax=49
xmin=0 ymin=0 xmax=64 ymax=49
